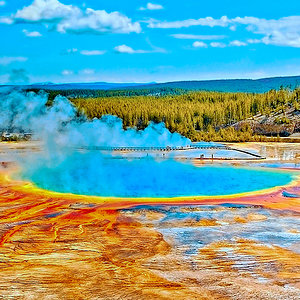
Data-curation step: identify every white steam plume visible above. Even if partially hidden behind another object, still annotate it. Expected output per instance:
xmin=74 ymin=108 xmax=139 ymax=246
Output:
xmin=0 ymin=89 xmax=191 ymax=149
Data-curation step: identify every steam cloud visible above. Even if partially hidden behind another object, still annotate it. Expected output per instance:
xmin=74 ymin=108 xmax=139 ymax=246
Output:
xmin=9 ymin=69 xmax=29 ymax=83
xmin=0 ymin=89 xmax=190 ymax=149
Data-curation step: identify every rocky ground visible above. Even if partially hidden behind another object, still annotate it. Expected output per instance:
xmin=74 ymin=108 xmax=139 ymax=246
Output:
xmin=233 ymin=106 xmax=300 ymax=137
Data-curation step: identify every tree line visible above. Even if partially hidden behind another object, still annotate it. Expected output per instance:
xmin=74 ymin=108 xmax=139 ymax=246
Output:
xmin=36 ymin=87 xmax=300 ymax=142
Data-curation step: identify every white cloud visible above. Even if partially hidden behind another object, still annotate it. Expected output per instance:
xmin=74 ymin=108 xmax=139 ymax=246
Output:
xmin=80 ymin=50 xmax=106 ymax=56
xmin=63 ymin=49 xmax=105 ymax=56
xmin=210 ymin=42 xmax=226 ymax=48
xmin=233 ymin=16 xmax=300 ymax=48
xmin=149 ymin=15 xmax=300 ymax=48
xmin=23 ymin=29 xmax=42 ymax=37
xmin=229 ymin=40 xmax=247 ymax=47
xmin=247 ymin=39 xmax=261 ymax=44
xmin=148 ymin=16 xmax=230 ymax=29
xmin=139 ymin=3 xmax=163 ymax=11
xmin=56 ymin=8 xmax=141 ymax=34
xmin=61 ymin=69 xmax=73 ymax=76
xmin=0 ymin=17 xmax=13 ymax=24
xmin=114 ymin=44 xmax=148 ymax=54
xmin=0 ymin=1 xmax=6 ymax=7
xmin=0 ymin=56 xmax=28 ymax=65
xmin=114 ymin=44 xmax=166 ymax=54
xmin=6 ymin=0 xmax=141 ymax=34
xmin=193 ymin=41 xmax=247 ymax=48
xmin=15 ymin=0 xmax=77 ymax=22
xmin=114 ymin=44 xmax=134 ymax=54
xmin=192 ymin=41 xmax=207 ymax=48
xmin=171 ymin=34 xmax=226 ymax=40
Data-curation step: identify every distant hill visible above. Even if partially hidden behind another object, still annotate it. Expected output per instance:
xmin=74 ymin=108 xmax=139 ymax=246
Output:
xmin=138 ymin=76 xmax=300 ymax=93
xmin=1 ymin=75 xmax=300 ymax=93
xmin=2 ymin=82 xmax=143 ymax=91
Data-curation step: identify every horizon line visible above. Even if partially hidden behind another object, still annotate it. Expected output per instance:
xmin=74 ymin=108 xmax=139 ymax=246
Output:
xmin=1 ymin=74 xmax=300 ymax=86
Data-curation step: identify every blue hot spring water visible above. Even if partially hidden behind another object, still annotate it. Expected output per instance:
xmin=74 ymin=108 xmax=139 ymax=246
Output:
xmin=19 ymin=152 xmax=294 ymax=198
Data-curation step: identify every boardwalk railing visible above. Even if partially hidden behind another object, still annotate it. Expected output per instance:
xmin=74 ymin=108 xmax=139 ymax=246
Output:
xmin=229 ymin=147 xmax=264 ymax=159
xmin=77 ymin=145 xmax=265 ymax=159
xmin=78 ymin=145 xmax=227 ymax=152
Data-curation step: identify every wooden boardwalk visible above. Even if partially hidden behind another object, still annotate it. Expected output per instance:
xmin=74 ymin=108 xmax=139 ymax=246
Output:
xmin=78 ymin=145 xmax=265 ymax=159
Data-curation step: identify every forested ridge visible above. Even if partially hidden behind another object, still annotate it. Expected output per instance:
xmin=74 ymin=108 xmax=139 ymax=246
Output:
xmin=66 ymin=88 xmax=299 ymax=142
xmin=30 ymin=87 xmax=300 ymax=142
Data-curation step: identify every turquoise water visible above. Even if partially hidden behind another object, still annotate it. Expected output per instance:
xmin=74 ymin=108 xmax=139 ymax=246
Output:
xmin=19 ymin=153 xmax=294 ymax=198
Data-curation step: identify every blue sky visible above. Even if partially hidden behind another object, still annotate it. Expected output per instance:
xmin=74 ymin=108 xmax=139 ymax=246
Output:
xmin=0 ymin=0 xmax=299 ymax=83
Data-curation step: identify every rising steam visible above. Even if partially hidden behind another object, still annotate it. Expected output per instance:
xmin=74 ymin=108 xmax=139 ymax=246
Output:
xmin=0 ymin=89 xmax=191 ymax=149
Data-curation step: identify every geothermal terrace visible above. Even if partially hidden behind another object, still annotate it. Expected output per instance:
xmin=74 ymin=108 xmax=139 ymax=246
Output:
xmin=0 ymin=141 xmax=299 ymax=299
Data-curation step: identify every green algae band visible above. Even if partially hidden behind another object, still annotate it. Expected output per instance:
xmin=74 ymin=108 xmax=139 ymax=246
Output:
xmin=20 ymin=153 xmax=294 ymax=198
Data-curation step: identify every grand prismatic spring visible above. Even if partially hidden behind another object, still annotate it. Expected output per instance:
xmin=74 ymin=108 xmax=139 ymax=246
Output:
xmin=0 ymin=90 xmax=299 ymax=299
